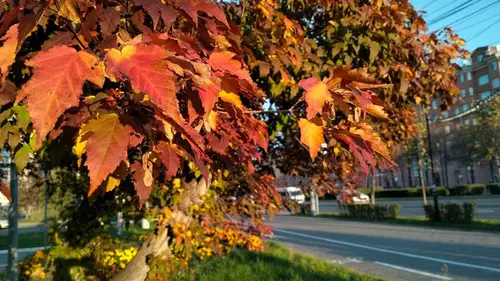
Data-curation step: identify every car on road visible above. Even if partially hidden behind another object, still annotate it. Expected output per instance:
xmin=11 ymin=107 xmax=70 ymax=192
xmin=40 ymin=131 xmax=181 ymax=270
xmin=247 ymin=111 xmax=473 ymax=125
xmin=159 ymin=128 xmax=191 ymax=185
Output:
xmin=337 ymin=190 xmax=370 ymax=205
xmin=276 ymin=186 xmax=305 ymax=204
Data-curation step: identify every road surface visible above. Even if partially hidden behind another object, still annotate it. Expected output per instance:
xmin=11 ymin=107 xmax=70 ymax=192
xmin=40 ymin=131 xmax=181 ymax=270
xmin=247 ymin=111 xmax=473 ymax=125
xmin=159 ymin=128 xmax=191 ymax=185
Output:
xmin=269 ymin=215 xmax=500 ymax=281
xmin=319 ymin=195 xmax=500 ymax=219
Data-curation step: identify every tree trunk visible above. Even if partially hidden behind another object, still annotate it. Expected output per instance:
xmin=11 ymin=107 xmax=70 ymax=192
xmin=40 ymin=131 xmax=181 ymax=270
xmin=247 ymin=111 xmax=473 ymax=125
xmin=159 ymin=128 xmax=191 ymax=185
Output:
xmin=371 ymin=171 xmax=376 ymax=205
xmin=471 ymin=165 xmax=475 ymax=184
xmin=112 ymin=176 xmax=211 ymax=281
xmin=416 ymin=149 xmax=427 ymax=205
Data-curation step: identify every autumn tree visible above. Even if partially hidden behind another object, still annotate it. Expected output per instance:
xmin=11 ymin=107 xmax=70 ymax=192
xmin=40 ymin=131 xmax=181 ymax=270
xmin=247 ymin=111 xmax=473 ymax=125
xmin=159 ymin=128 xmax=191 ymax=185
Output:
xmin=224 ymin=0 xmax=466 ymax=197
xmin=0 ymin=0 xmax=465 ymax=279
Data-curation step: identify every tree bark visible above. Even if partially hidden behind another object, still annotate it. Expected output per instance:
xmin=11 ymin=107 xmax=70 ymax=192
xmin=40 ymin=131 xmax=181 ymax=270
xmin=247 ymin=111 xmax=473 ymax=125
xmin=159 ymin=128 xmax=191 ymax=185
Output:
xmin=112 ymin=176 xmax=211 ymax=281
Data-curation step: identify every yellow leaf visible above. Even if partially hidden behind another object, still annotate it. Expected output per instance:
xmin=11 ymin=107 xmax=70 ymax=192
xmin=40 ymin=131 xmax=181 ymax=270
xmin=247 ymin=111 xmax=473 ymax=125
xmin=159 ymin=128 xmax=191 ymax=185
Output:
xmin=105 ymin=176 xmax=121 ymax=192
xmin=73 ymin=128 xmax=88 ymax=167
xmin=298 ymin=118 xmax=325 ymax=160
xmin=415 ymin=96 xmax=422 ymax=105
xmin=366 ymin=104 xmax=388 ymax=119
xmin=219 ymin=90 xmax=243 ymax=108
xmin=204 ymin=110 xmax=218 ymax=132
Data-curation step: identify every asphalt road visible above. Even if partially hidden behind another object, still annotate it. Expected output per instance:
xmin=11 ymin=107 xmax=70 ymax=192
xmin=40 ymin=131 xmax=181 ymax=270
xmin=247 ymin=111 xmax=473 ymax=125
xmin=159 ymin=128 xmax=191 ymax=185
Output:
xmin=319 ymin=195 xmax=500 ymax=219
xmin=269 ymin=215 xmax=500 ymax=281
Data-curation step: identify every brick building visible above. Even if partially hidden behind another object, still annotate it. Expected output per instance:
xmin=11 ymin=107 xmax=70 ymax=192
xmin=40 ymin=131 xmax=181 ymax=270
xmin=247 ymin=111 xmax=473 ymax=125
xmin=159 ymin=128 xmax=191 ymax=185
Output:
xmin=396 ymin=45 xmax=500 ymax=188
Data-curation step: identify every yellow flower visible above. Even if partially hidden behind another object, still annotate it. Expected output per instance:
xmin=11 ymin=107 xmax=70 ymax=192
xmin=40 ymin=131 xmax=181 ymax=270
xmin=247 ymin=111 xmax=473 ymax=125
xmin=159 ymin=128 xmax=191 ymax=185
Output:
xmin=24 ymin=270 xmax=30 ymax=275
xmin=120 ymin=262 xmax=126 ymax=269
xmin=40 ymin=272 xmax=46 ymax=279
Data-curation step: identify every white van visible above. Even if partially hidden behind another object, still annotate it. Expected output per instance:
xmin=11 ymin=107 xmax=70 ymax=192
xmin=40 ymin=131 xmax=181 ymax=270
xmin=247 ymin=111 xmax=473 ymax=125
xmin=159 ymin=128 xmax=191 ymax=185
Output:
xmin=276 ymin=186 xmax=305 ymax=204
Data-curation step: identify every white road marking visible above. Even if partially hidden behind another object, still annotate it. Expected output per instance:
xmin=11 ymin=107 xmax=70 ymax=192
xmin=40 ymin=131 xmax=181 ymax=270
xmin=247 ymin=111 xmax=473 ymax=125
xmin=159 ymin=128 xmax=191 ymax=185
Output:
xmin=374 ymin=261 xmax=453 ymax=280
xmin=476 ymin=210 xmax=494 ymax=213
xmin=273 ymin=228 xmax=500 ymax=273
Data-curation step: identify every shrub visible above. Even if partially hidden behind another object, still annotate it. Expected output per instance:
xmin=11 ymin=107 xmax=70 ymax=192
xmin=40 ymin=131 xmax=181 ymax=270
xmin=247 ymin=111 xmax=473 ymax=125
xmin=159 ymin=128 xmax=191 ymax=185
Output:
xmin=448 ymin=184 xmax=485 ymax=196
xmin=340 ymin=204 xmax=401 ymax=220
xmin=469 ymin=184 xmax=486 ymax=195
xmin=487 ymin=183 xmax=500 ymax=194
xmin=423 ymin=202 xmax=476 ymax=223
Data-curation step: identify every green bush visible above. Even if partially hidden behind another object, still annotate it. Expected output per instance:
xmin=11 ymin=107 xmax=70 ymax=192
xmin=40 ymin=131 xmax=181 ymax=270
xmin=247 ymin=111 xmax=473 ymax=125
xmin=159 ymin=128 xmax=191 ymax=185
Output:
xmin=423 ymin=202 xmax=476 ymax=223
xmin=487 ymin=183 xmax=500 ymax=194
xmin=339 ymin=204 xmax=401 ymax=220
xmin=449 ymin=184 xmax=485 ymax=196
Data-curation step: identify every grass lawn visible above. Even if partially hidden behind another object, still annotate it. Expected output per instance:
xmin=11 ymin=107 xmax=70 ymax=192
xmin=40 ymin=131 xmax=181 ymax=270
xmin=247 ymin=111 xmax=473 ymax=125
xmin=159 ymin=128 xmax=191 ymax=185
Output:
xmin=313 ymin=213 xmax=500 ymax=232
xmin=0 ymin=231 xmax=46 ymax=250
xmin=174 ymin=241 xmax=382 ymax=281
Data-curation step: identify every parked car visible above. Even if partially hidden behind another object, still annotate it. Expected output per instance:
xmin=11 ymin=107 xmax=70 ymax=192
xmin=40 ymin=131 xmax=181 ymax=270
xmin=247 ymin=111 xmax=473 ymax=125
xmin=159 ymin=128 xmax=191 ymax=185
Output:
xmin=276 ymin=186 xmax=306 ymax=204
xmin=337 ymin=190 xmax=370 ymax=205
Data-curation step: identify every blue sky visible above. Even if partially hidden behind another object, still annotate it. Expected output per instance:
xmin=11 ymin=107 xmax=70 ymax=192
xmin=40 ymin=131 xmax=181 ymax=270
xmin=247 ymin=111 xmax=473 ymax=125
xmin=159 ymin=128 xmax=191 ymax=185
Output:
xmin=411 ymin=0 xmax=500 ymax=51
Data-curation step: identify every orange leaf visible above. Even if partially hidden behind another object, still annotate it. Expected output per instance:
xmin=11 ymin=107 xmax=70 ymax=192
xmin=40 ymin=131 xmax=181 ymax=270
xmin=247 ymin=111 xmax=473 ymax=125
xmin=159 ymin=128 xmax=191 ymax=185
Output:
xmin=131 ymin=160 xmax=152 ymax=208
xmin=0 ymin=24 xmax=18 ymax=77
xmin=298 ymin=78 xmax=331 ymax=119
xmin=81 ymin=113 xmax=134 ymax=195
xmin=156 ymin=141 xmax=182 ymax=179
xmin=20 ymin=46 xmax=103 ymax=148
xmin=298 ymin=118 xmax=324 ymax=160
xmin=105 ymin=44 xmax=181 ymax=121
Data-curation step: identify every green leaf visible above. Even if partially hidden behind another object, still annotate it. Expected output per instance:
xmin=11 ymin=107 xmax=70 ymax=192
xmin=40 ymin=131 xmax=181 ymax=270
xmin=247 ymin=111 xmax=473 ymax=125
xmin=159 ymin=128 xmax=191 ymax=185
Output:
xmin=13 ymin=105 xmax=31 ymax=130
xmin=14 ymin=143 xmax=32 ymax=171
xmin=369 ymin=41 xmax=380 ymax=64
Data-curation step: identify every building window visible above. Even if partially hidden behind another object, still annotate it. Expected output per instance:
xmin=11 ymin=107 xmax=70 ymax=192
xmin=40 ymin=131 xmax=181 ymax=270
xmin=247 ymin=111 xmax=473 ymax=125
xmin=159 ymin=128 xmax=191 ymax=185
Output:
xmin=445 ymin=126 xmax=450 ymax=134
xmin=459 ymin=73 xmax=464 ymax=83
xmin=443 ymin=111 xmax=449 ymax=118
xmin=478 ymin=54 xmax=484 ymax=62
xmin=469 ymin=87 xmax=474 ymax=96
xmin=493 ymin=77 xmax=500 ymax=88
xmin=465 ymin=119 xmax=470 ymax=125
xmin=481 ymin=91 xmax=492 ymax=100
xmin=467 ymin=72 xmax=472 ymax=80
xmin=478 ymin=74 xmax=489 ymax=86
xmin=455 ymin=108 xmax=460 ymax=115
xmin=461 ymin=89 xmax=466 ymax=97
xmin=431 ymin=100 xmax=437 ymax=109
xmin=462 ymin=104 xmax=469 ymax=111
xmin=492 ymin=61 xmax=499 ymax=71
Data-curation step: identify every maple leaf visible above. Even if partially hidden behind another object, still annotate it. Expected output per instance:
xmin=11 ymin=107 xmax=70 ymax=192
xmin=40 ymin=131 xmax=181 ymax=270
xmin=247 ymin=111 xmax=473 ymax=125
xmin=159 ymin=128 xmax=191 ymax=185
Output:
xmin=53 ymin=0 xmax=93 ymax=24
xmin=41 ymin=31 xmax=75 ymax=50
xmin=135 ymin=0 xmax=178 ymax=30
xmin=156 ymin=141 xmax=182 ymax=179
xmin=196 ymin=81 xmax=220 ymax=113
xmin=0 ymin=24 xmax=18 ymax=77
xmin=175 ymin=0 xmax=229 ymax=27
xmin=298 ymin=78 xmax=331 ymax=120
xmin=218 ymin=90 xmax=243 ymax=108
xmin=209 ymin=51 xmax=253 ymax=85
xmin=20 ymin=46 xmax=103 ymax=148
xmin=131 ymin=160 xmax=153 ymax=208
xmin=79 ymin=113 xmax=134 ymax=195
xmin=99 ymin=7 xmax=121 ymax=38
xmin=106 ymin=44 xmax=182 ymax=121
xmin=0 ymin=80 xmax=16 ymax=106
xmin=298 ymin=118 xmax=324 ymax=160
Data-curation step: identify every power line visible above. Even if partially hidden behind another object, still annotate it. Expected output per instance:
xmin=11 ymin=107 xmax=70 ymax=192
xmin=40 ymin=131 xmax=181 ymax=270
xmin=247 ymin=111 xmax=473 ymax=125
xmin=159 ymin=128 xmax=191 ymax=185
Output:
xmin=457 ymin=13 xmax=500 ymax=32
xmin=422 ymin=0 xmax=436 ymax=10
xmin=439 ymin=0 xmax=500 ymax=30
xmin=425 ymin=0 xmax=465 ymax=17
xmin=467 ymin=18 xmax=500 ymax=41
xmin=428 ymin=0 xmax=482 ymax=26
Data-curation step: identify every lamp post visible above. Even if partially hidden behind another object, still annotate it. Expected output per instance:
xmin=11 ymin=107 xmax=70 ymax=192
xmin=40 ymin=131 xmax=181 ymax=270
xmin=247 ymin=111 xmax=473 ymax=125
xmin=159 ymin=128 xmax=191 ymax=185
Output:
xmin=3 ymin=151 xmax=19 ymax=281
xmin=426 ymin=114 xmax=440 ymax=221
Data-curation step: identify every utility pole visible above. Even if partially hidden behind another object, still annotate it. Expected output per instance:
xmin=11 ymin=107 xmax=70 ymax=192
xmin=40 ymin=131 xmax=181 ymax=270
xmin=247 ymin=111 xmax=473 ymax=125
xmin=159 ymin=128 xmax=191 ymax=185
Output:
xmin=426 ymin=114 xmax=440 ymax=221
xmin=8 ymin=158 xmax=18 ymax=281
